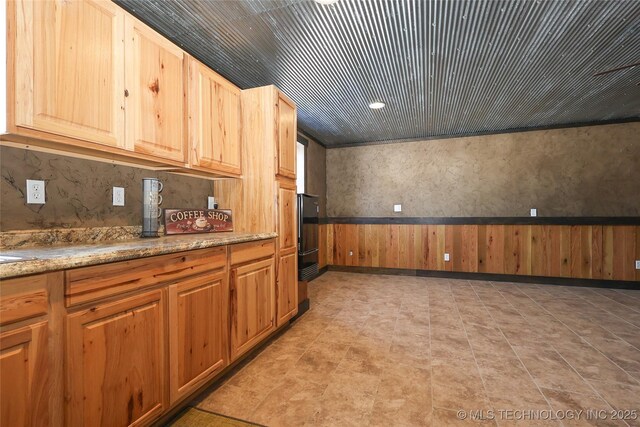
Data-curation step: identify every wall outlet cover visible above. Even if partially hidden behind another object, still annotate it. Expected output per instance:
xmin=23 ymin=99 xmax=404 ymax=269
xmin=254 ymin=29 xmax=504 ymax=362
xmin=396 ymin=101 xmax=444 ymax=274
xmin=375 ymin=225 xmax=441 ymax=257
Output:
xmin=636 ymin=260 xmax=640 ymax=270
xmin=393 ymin=204 xmax=402 ymax=212
xmin=349 ymin=251 xmax=353 ymax=256
xmin=113 ymin=187 xmax=125 ymax=206
xmin=26 ymin=179 xmax=45 ymax=204
xmin=530 ymin=208 xmax=537 ymax=217
xmin=444 ymin=253 xmax=450 ymax=262
xmin=208 ymin=196 xmax=216 ymax=209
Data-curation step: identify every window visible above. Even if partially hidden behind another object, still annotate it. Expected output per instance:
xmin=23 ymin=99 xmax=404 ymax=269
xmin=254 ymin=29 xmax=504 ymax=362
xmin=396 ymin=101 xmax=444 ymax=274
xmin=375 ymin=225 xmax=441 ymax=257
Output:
xmin=296 ymin=141 xmax=305 ymax=193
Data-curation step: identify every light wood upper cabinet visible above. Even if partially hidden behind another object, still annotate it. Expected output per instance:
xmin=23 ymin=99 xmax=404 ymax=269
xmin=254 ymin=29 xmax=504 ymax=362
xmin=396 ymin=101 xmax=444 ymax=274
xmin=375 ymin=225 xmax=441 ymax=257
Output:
xmin=0 ymin=323 xmax=49 ymax=427
xmin=7 ymin=0 xmax=246 ymax=173
xmin=66 ymin=289 xmax=167 ymax=426
xmin=229 ymin=256 xmax=276 ymax=361
xmin=276 ymin=92 xmax=297 ymax=179
xmin=169 ymin=270 xmax=228 ymax=404
xmin=188 ymin=58 xmax=242 ymax=176
xmin=12 ymin=0 xmax=126 ymax=148
xmin=125 ymin=17 xmax=186 ymax=163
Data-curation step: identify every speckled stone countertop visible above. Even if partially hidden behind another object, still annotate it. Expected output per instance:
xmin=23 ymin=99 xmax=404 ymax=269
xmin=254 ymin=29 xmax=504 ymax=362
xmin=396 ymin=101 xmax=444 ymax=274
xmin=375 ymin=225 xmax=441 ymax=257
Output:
xmin=0 ymin=232 xmax=277 ymax=279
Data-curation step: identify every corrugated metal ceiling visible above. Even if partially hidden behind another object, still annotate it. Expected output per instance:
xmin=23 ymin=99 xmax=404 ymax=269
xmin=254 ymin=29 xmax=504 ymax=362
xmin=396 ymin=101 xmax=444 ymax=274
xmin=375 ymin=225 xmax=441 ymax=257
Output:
xmin=116 ymin=0 xmax=640 ymax=147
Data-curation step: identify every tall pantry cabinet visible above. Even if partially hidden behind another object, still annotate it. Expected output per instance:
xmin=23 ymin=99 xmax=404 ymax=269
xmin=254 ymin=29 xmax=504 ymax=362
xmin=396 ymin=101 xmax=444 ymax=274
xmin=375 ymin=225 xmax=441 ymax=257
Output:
xmin=215 ymin=86 xmax=299 ymax=329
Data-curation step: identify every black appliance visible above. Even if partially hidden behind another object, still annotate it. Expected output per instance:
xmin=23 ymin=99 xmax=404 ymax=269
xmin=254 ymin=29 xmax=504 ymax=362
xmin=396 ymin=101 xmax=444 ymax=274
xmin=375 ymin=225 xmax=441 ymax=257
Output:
xmin=297 ymin=194 xmax=319 ymax=281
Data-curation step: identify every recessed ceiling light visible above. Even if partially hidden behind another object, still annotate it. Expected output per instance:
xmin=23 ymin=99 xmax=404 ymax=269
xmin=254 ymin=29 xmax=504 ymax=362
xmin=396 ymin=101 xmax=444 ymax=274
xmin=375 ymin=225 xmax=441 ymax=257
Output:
xmin=369 ymin=101 xmax=385 ymax=109
xmin=314 ymin=0 xmax=339 ymax=5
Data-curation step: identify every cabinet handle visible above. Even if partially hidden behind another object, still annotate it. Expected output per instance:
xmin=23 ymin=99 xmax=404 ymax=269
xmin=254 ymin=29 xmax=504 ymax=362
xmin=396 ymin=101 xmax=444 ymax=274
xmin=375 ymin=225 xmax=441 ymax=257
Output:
xmin=124 ymin=89 xmax=129 ymax=97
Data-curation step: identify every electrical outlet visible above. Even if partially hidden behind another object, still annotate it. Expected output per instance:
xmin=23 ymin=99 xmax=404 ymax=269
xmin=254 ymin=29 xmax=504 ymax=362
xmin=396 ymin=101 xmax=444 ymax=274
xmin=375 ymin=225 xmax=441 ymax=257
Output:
xmin=530 ymin=208 xmax=537 ymax=217
xmin=394 ymin=204 xmax=402 ymax=212
xmin=444 ymin=253 xmax=450 ymax=262
xmin=636 ymin=260 xmax=640 ymax=270
xmin=349 ymin=251 xmax=353 ymax=256
xmin=113 ymin=187 xmax=125 ymax=206
xmin=208 ymin=196 xmax=216 ymax=209
xmin=26 ymin=179 xmax=45 ymax=204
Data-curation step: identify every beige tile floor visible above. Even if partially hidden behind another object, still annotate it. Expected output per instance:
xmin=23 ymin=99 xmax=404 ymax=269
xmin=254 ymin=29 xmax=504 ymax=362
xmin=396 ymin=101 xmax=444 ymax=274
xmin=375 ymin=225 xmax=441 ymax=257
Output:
xmin=192 ymin=272 xmax=640 ymax=427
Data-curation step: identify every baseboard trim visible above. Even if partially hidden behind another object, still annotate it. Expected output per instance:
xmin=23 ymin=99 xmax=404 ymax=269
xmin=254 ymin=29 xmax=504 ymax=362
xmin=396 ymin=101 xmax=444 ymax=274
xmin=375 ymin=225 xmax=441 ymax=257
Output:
xmin=313 ymin=266 xmax=329 ymax=279
xmin=326 ymin=265 xmax=640 ymax=290
xmin=292 ymin=299 xmax=310 ymax=321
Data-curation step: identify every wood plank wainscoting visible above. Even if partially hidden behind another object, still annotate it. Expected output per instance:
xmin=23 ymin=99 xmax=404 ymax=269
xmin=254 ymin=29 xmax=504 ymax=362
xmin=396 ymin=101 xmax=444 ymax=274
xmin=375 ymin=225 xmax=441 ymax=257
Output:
xmin=318 ymin=219 xmax=640 ymax=284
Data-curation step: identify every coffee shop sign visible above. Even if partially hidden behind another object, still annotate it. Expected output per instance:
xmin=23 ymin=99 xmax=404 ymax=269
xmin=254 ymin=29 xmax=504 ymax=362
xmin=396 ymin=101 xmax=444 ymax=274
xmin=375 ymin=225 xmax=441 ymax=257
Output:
xmin=164 ymin=209 xmax=233 ymax=235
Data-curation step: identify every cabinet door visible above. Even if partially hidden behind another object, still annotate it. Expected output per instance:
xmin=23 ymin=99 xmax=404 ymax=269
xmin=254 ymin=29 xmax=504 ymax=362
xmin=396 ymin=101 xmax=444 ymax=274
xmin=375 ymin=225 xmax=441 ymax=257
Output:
xmin=276 ymin=249 xmax=298 ymax=327
xmin=169 ymin=272 xmax=228 ymax=403
xmin=125 ymin=17 xmax=186 ymax=163
xmin=188 ymin=58 xmax=242 ymax=176
xmin=276 ymin=93 xmax=296 ymax=179
xmin=0 ymin=323 xmax=48 ymax=427
xmin=230 ymin=258 xmax=275 ymax=361
xmin=66 ymin=290 xmax=166 ymax=426
xmin=14 ymin=0 xmax=125 ymax=148
xmin=278 ymin=184 xmax=297 ymax=251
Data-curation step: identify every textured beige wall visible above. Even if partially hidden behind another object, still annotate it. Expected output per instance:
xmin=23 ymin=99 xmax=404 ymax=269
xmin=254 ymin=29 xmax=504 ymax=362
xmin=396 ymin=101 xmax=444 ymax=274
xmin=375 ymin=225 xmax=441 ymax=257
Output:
xmin=326 ymin=122 xmax=640 ymax=217
xmin=305 ymin=138 xmax=327 ymax=217
xmin=0 ymin=146 xmax=214 ymax=231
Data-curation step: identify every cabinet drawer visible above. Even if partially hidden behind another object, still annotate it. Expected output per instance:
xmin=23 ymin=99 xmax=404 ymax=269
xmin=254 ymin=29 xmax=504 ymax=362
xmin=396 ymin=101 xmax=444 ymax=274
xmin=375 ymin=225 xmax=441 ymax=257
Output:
xmin=0 ymin=274 xmax=50 ymax=326
xmin=65 ymin=246 xmax=227 ymax=307
xmin=230 ymin=239 xmax=275 ymax=266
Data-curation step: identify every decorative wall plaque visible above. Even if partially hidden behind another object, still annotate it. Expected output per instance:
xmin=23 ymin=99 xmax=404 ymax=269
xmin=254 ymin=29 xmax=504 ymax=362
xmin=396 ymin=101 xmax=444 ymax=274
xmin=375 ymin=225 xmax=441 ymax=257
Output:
xmin=164 ymin=209 xmax=233 ymax=235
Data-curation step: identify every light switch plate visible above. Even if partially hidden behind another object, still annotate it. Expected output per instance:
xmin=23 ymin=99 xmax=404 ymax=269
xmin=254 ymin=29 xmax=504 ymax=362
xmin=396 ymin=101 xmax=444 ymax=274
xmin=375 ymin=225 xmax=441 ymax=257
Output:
xmin=393 ymin=204 xmax=402 ymax=212
xmin=444 ymin=253 xmax=450 ymax=262
xmin=208 ymin=196 xmax=216 ymax=209
xmin=636 ymin=260 xmax=640 ymax=270
xmin=26 ymin=179 xmax=45 ymax=204
xmin=112 ymin=187 xmax=125 ymax=206
xmin=530 ymin=208 xmax=537 ymax=217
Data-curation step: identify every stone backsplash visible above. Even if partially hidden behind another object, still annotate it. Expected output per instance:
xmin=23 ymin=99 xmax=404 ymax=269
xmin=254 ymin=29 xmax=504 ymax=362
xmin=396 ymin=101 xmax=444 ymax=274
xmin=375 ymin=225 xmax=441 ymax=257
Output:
xmin=0 ymin=146 xmax=215 ymax=233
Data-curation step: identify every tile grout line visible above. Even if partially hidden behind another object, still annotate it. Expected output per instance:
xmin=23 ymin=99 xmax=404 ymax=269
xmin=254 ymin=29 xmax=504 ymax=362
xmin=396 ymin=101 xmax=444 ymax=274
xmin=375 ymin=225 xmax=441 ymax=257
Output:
xmin=250 ymin=304 xmax=337 ymax=422
xmin=493 ymin=284 xmax=607 ymax=393
xmin=591 ymin=288 xmax=640 ymax=315
xmin=514 ymin=284 xmax=640 ymax=388
xmin=568 ymin=290 xmax=640 ymax=352
xmin=500 ymin=284 xmax=634 ymax=426
xmin=198 ymin=273 xmax=639 ymax=427
xmin=248 ymin=311 xmax=321 ymax=421
xmin=427 ymin=281 xmax=436 ymax=423
xmin=473 ymin=281 xmax=560 ymax=427
xmin=451 ymin=279 xmax=499 ymax=426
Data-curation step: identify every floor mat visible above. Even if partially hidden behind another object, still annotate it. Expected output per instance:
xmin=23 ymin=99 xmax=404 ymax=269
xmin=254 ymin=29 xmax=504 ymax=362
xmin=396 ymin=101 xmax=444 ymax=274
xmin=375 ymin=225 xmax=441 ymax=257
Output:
xmin=168 ymin=407 xmax=265 ymax=427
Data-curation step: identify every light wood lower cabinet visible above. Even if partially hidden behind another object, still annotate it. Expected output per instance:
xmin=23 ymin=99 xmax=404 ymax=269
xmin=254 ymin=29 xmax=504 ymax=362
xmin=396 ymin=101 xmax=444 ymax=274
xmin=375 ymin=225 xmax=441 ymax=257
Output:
xmin=278 ymin=184 xmax=297 ymax=251
xmin=169 ymin=271 xmax=228 ymax=404
xmin=276 ymin=179 xmax=298 ymax=326
xmin=0 ymin=242 xmax=284 ymax=426
xmin=230 ymin=257 xmax=276 ymax=361
xmin=0 ymin=322 xmax=49 ymax=427
xmin=0 ymin=272 xmax=64 ymax=427
xmin=66 ymin=289 xmax=167 ymax=426
xmin=276 ymin=248 xmax=298 ymax=327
